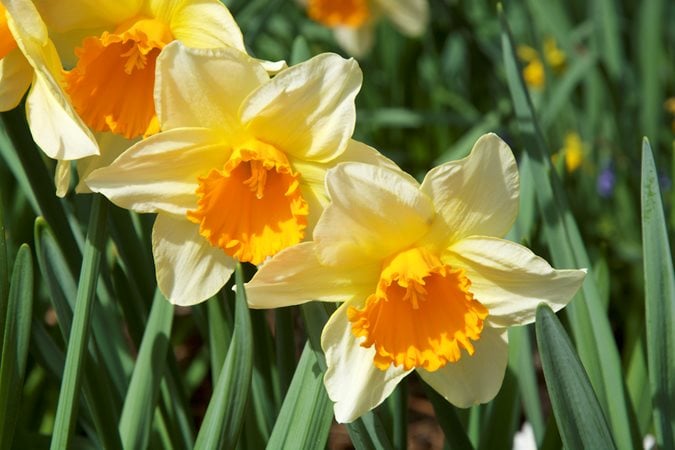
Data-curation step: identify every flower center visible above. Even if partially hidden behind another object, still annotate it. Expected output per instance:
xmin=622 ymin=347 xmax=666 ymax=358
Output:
xmin=0 ymin=6 xmax=17 ymax=60
xmin=348 ymin=247 xmax=488 ymax=372
xmin=187 ymin=140 xmax=309 ymax=265
xmin=307 ymin=0 xmax=371 ymax=27
xmin=63 ymin=17 xmax=174 ymax=139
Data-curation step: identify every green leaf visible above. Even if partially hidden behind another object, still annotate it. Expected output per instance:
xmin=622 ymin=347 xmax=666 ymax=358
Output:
xmin=478 ymin=370 xmax=520 ymax=450
xmin=194 ymin=263 xmax=253 ymax=450
xmin=508 ymin=327 xmax=544 ymax=443
xmin=300 ymin=302 xmax=394 ymax=450
xmin=423 ymin=382 xmax=474 ymax=450
xmin=535 ymin=304 xmax=617 ymax=450
xmin=50 ymin=195 xmax=112 ymax=450
xmin=0 ymin=196 xmax=8 ymax=345
xmin=118 ymin=289 xmax=174 ymax=450
xmin=641 ymin=139 xmax=675 ymax=449
xmin=266 ymin=343 xmax=333 ymax=449
xmin=499 ymin=7 xmax=638 ymax=449
xmin=0 ymin=245 xmax=33 ymax=449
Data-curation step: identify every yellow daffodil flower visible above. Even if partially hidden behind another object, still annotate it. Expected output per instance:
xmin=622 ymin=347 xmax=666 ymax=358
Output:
xmin=246 ymin=133 xmax=586 ymax=423
xmin=303 ymin=0 xmax=429 ymax=57
xmin=0 ymin=0 xmax=98 ymax=161
xmin=33 ymin=0 xmax=250 ymax=140
xmin=86 ymin=42 xmax=396 ymax=306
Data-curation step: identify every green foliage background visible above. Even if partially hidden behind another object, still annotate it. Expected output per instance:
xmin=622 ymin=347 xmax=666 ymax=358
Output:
xmin=0 ymin=0 xmax=673 ymax=448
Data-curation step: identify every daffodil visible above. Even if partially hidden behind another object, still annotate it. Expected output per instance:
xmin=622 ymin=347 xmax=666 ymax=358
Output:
xmin=33 ymin=0 xmax=252 ymax=140
xmin=246 ymin=133 xmax=586 ymax=423
xmin=0 ymin=0 xmax=98 ymax=161
xmin=303 ymin=0 xmax=429 ymax=57
xmin=86 ymin=42 xmax=396 ymax=306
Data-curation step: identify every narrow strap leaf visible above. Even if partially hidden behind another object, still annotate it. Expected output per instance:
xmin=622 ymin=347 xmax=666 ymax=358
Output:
xmin=50 ymin=195 xmax=114 ymax=450
xmin=0 ymin=245 xmax=33 ymax=449
xmin=194 ymin=263 xmax=253 ymax=450
xmin=641 ymin=139 xmax=675 ymax=449
xmin=119 ymin=289 xmax=174 ymax=450
xmin=266 ymin=343 xmax=333 ymax=450
xmin=535 ymin=304 xmax=617 ymax=450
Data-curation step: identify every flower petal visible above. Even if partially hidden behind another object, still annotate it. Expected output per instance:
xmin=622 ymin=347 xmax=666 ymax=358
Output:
xmin=314 ymin=162 xmax=433 ymax=266
xmin=445 ymin=236 xmax=586 ymax=327
xmin=86 ymin=127 xmax=227 ymax=215
xmin=417 ymin=326 xmax=508 ymax=408
xmin=0 ymin=49 xmax=32 ymax=111
xmin=5 ymin=0 xmax=99 ymax=159
xmin=292 ymin=139 xmax=402 ymax=234
xmin=322 ymin=301 xmax=412 ymax=423
xmin=377 ymin=0 xmax=429 ymax=36
xmin=246 ymin=242 xmax=378 ymax=309
xmin=333 ymin=25 xmax=374 ymax=58
xmin=33 ymin=0 xmax=139 ymax=32
xmin=159 ymin=0 xmax=245 ymax=51
xmin=156 ymin=42 xmax=268 ymax=131
xmin=75 ymin=132 xmax=135 ymax=194
xmin=420 ymin=133 xmax=519 ymax=246
xmin=152 ymin=214 xmax=235 ymax=306
xmin=241 ymin=53 xmax=361 ymax=163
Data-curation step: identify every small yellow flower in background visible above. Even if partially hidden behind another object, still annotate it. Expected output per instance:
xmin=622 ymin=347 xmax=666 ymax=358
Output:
xmin=246 ymin=133 xmax=586 ymax=423
xmin=87 ymin=43 xmax=395 ymax=306
xmin=560 ymin=132 xmax=584 ymax=173
xmin=0 ymin=0 xmax=98 ymax=161
xmin=665 ymin=97 xmax=675 ymax=132
xmin=303 ymin=0 xmax=429 ymax=57
xmin=517 ymin=37 xmax=566 ymax=89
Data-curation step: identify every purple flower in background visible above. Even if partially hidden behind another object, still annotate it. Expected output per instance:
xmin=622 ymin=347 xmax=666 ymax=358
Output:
xmin=597 ymin=165 xmax=616 ymax=198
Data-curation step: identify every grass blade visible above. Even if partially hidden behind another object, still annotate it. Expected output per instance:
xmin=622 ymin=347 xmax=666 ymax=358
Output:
xmin=423 ymin=382 xmax=474 ymax=450
xmin=118 ymin=289 xmax=174 ymax=450
xmin=301 ymin=302 xmax=394 ymax=450
xmin=50 ymin=195 xmax=111 ymax=450
xmin=194 ymin=263 xmax=253 ymax=450
xmin=535 ymin=304 xmax=617 ymax=450
xmin=0 ymin=244 xmax=33 ymax=449
xmin=0 ymin=196 xmax=8 ymax=345
xmin=641 ymin=139 xmax=675 ymax=449
xmin=499 ymin=7 xmax=638 ymax=448
xmin=266 ymin=343 xmax=333 ymax=449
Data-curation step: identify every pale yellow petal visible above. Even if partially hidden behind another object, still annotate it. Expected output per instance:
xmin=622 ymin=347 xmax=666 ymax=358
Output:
xmin=333 ymin=25 xmax=374 ymax=58
xmin=86 ymin=127 xmax=227 ymax=215
xmin=54 ymin=159 xmax=71 ymax=198
xmin=246 ymin=242 xmax=378 ymax=309
xmin=314 ymin=162 xmax=434 ymax=266
xmin=0 ymin=49 xmax=31 ymax=111
xmin=292 ymin=139 xmax=403 ymax=235
xmin=5 ymin=1 xmax=99 ymax=159
xmin=75 ymin=132 xmax=136 ymax=194
xmin=153 ymin=214 xmax=235 ymax=306
xmin=241 ymin=53 xmax=362 ymax=163
xmin=156 ymin=0 xmax=246 ymax=51
xmin=377 ymin=0 xmax=428 ymax=36
xmin=155 ymin=42 xmax=267 ymax=132
xmin=445 ymin=236 xmax=586 ymax=328
xmin=417 ymin=326 xmax=508 ymax=408
xmin=322 ymin=301 xmax=412 ymax=423
xmin=33 ymin=0 xmax=140 ymax=32
xmin=420 ymin=133 xmax=519 ymax=248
